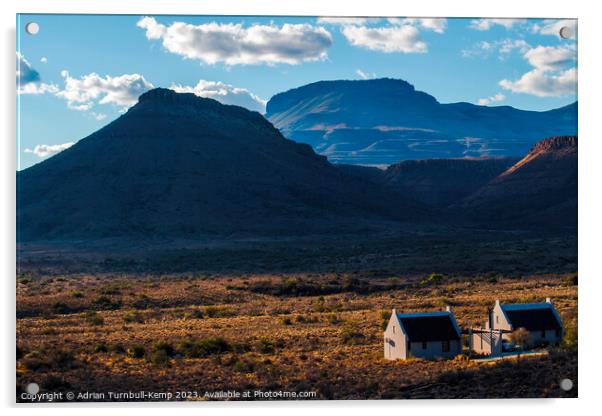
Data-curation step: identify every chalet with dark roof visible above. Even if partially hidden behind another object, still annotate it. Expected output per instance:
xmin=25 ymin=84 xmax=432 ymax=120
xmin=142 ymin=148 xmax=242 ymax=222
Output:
xmin=489 ymin=298 xmax=563 ymax=347
xmin=384 ymin=307 xmax=461 ymax=360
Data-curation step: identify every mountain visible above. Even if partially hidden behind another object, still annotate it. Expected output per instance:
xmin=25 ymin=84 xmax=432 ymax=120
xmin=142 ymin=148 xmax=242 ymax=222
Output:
xmin=265 ymin=78 xmax=577 ymax=165
xmin=381 ymin=158 xmax=520 ymax=208
xmin=17 ymin=88 xmax=421 ymax=242
xmin=337 ymin=157 xmax=519 ymax=208
xmin=455 ymin=136 xmax=577 ymax=226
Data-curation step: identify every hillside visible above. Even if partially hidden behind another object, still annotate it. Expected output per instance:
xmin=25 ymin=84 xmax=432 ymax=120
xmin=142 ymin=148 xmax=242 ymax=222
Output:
xmin=17 ymin=88 xmax=420 ymax=241
xmin=456 ymin=136 xmax=578 ymax=226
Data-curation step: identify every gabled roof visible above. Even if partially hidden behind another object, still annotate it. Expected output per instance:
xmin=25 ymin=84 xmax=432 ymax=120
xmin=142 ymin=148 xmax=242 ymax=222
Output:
xmin=396 ymin=312 xmax=460 ymax=342
xmin=500 ymin=303 xmax=562 ymax=331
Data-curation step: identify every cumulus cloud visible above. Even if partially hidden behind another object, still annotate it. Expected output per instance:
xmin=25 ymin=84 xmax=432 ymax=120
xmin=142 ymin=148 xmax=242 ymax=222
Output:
xmin=55 ymin=71 xmax=154 ymax=111
xmin=397 ymin=18 xmax=447 ymax=33
xmin=169 ymin=80 xmax=267 ymax=113
xmin=500 ymin=44 xmax=577 ymax=97
xmin=24 ymin=142 xmax=74 ymax=158
xmin=341 ymin=24 xmax=427 ymax=53
xmin=17 ymin=52 xmax=58 ymax=95
xmin=524 ymin=45 xmax=575 ymax=71
xmin=478 ymin=92 xmax=506 ymax=105
xmin=469 ymin=18 xmax=526 ymax=31
xmin=137 ymin=17 xmax=332 ymax=65
xmin=532 ymin=19 xmax=577 ymax=38
xmin=40 ymin=57 xmax=48 ymax=63
xmin=500 ymin=68 xmax=576 ymax=97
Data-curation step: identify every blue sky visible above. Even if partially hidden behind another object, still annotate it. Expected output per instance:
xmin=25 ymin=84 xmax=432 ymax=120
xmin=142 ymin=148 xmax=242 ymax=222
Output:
xmin=17 ymin=15 xmax=577 ymax=169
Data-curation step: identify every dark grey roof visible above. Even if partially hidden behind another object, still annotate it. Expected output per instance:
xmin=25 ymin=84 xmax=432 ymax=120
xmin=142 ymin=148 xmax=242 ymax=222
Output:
xmin=501 ymin=304 xmax=562 ymax=331
xmin=397 ymin=313 xmax=460 ymax=342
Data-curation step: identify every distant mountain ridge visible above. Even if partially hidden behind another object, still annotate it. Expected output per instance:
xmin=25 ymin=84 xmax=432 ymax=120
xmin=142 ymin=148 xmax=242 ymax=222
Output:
xmin=266 ymin=78 xmax=577 ymax=165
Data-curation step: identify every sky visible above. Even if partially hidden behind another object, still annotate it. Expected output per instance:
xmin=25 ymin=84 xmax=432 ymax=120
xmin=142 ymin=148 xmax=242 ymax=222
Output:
xmin=16 ymin=15 xmax=577 ymax=170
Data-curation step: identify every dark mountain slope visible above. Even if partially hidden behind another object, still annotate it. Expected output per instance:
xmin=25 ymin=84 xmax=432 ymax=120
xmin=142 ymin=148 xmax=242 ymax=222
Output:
xmin=380 ymin=158 xmax=520 ymax=208
xmin=455 ymin=136 xmax=577 ymax=226
xmin=266 ymin=78 xmax=577 ymax=164
xmin=17 ymin=88 xmax=422 ymax=241
xmin=337 ymin=157 xmax=519 ymax=208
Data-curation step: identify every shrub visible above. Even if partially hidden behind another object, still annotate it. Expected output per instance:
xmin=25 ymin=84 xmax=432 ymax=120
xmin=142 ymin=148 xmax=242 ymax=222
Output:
xmin=153 ymin=341 xmax=175 ymax=357
xmin=257 ymin=338 xmax=275 ymax=354
xmin=123 ymin=310 xmax=144 ymax=324
xmin=281 ymin=316 xmax=292 ymax=325
xmin=52 ymin=301 xmax=70 ymax=314
xmin=340 ymin=323 xmax=365 ymax=345
xmin=109 ymin=344 xmax=126 ymax=354
xmin=150 ymin=350 xmax=170 ymax=366
xmin=178 ymin=337 xmax=230 ymax=358
xmin=565 ymin=274 xmax=578 ymax=286
xmin=70 ymin=291 xmax=84 ymax=298
xmin=183 ymin=308 xmax=204 ymax=319
xmin=93 ymin=295 xmax=122 ymax=310
xmin=128 ymin=344 xmax=146 ymax=358
xmin=84 ymin=311 xmax=104 ymax=326
xmin=204 ymin=306 xmax=236 ymax=318
xmin=93 ymin=343 xmax=109 ymax=353
xmin=421 ymin=273 xmax=444 ymax=286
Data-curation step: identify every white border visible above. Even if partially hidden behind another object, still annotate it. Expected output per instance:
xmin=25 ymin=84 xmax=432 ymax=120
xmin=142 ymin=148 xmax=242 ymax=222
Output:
xmin=2 ymin=0 xmax=600 ymax=414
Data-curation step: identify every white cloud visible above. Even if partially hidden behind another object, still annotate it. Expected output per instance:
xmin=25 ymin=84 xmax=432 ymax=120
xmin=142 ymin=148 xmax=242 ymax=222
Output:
xmin=55 ymin=71 xmax=154 ymax=111
xmin=169 ymin=80 xmax=267 ymax=113
xmin=137 ymin=17 xmax=332 ymax=66
xmin=499 ymin=43 xmax=577 ymax=97
xmin=356 ymin=69 xmax=376 ymax=80
xmin=469 ymin=19 xmax=526 ymax=31
xmin=24 ymin=142 xmax=74 ymax=158
xmin=533 ymin=19 xmax=577 ymax=38
xmin=478 ymin=92 xmax=506 ymax=105
xmin=16 ymin=52 xmax=58 ymax=95
xmin=498 ymin=39 xmax=530 ymax=55
xmin=341 ymin=25 xmax=427 ymax=53
xmin=90 ymin=112 xmax=107 ymax=121
xmin=398 ymin=18 xmax=447 ymax=33
xmin=500 ymin=68 xmax=576 ymax=97
xmin=524 ymin=45 xmax=575 ymax=71
xmin=18 ymin=82 xmax=59 ymax=95
xmin=40 ymin=57 xmax=48 ymax=63
xmin=461 ymin=38 xmax=531 ymax=60
xmin=461 ymin=41 xmax=494 ymax=58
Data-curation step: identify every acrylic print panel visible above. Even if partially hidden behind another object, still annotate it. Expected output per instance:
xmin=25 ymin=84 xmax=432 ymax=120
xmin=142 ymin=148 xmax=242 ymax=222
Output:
xmin=16 ymin=14 xmax=577 ymax=402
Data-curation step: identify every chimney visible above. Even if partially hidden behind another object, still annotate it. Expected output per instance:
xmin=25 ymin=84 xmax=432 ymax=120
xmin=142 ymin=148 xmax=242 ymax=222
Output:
xmin=546 ymin=297 xmax=552 ymax=304
xmin=445 ymin=305 xmax=452 ymax=313
xmin=392 ymin=308 xmax=397 ymax=316
xmin=495 ymin=299 xmax=501 ymax=307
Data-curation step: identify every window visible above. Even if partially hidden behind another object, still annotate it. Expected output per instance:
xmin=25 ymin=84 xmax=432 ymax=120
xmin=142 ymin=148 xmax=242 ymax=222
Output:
xmin=442 ymin=340 xmax=450 ymax=352
xmin=541 ymin=330 xmax=546 ymax=338
xmin=393 ymin=326 xmax=395 ymax=334
xmin=422 ymin=342 xmax=427 ymax=350
xmin=555 ymin=328 xmax=561 ymax=337
xmin=496 ymin=316 xmax=499 ymax=324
